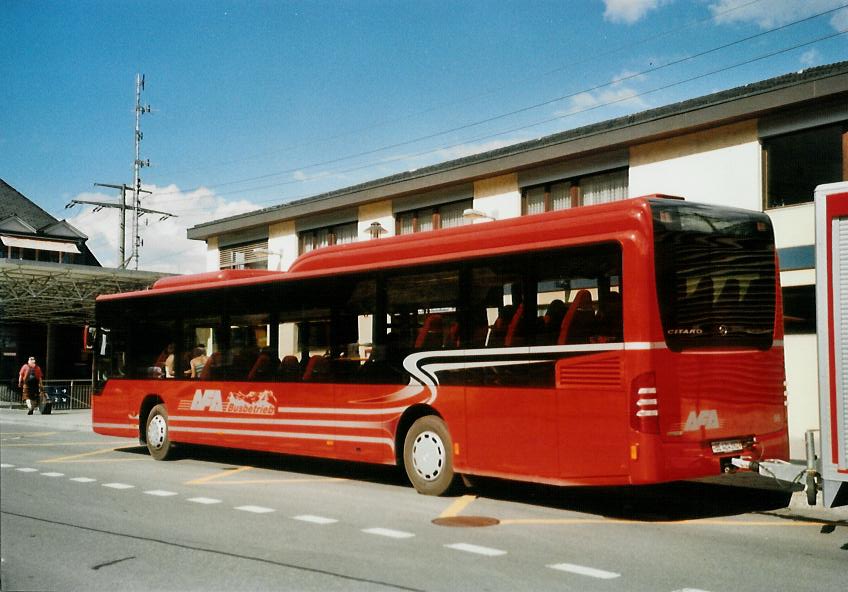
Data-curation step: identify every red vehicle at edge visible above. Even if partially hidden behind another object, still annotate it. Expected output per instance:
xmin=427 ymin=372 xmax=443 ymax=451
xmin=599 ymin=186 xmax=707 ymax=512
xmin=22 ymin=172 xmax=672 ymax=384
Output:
xmin=92 ymin=195 xmax=789 ymax=495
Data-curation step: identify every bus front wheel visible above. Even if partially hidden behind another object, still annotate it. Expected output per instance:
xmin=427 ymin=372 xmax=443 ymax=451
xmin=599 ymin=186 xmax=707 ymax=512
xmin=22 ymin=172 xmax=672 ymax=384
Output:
xmin=403 ymin=416 xmax=455 ymax=496
xmin=145 ymin=404 xmax=174 ymax=461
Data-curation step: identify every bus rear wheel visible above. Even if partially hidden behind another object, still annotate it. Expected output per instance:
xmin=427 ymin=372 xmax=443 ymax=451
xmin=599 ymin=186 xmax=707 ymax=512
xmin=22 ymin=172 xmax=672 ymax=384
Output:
xmin=403 ymin=416 xmax=455 ymax=496
xmin=145 ymin=404 xmax=174 ymax=461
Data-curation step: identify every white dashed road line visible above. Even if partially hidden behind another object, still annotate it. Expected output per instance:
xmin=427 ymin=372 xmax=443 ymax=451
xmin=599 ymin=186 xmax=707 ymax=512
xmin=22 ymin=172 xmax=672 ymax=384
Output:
xmin=293 ymin=514 xmax=338 ymax=525
xmin=144 ymin=489 xmax=179 ymax=497
xmin=362 ymin=527 xmax=415 ymax=539
xmin=235 ymin=505 xmax=275 ymax=514
xmin=3 ymin=456 xmax=723 ymax=591
xmin=444 ymin=543 xmax=507 ymax=557
xmin=102 ymin=482 xmax=135 ymax=490
xmin=548 ymin=562 xmax=621 ymax=579
xmin=187 ymin=497 xmax=223 ymax=505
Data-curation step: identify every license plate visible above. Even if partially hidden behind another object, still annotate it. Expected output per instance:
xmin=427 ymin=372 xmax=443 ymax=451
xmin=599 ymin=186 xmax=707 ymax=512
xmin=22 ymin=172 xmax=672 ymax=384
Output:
xmin=711 ymin=440 xmax=744 ymax=454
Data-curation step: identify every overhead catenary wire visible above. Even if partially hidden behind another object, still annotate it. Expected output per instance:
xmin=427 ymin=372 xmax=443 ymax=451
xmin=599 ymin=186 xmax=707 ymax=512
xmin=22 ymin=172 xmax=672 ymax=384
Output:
xmin=152 ymin=0 xmax=769 ymax=179
xmin=144 ymin=3 xmax=848 ymax=204
xmin=144 ymin=26 xmax=848 ymax=217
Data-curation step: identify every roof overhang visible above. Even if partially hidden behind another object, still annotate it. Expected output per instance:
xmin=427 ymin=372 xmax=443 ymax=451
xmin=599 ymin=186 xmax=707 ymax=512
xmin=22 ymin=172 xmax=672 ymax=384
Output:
xmin=187 ymin=63 xmax=848 ymax=242
xmin=1 ymin=235 xmax=81 ymax=254
xmin=0 ymin=260 xmax=169 ymax=324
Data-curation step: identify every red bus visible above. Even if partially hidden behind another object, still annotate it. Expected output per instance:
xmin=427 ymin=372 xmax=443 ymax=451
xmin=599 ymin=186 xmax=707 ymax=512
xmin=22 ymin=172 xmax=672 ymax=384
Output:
xmin=92 ymin=195 xmax=788 ymax=495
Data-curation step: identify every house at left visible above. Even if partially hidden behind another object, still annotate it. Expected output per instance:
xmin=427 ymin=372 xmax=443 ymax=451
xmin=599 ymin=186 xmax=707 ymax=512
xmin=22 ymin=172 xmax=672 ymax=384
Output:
xmin=0 ymin=179 xmax=165 ymax=393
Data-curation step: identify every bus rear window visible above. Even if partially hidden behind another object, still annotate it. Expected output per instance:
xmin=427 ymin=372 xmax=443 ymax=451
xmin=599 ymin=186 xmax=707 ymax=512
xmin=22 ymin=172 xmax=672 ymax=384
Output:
xmin=651 ymin=201 xmax=776 ymax=351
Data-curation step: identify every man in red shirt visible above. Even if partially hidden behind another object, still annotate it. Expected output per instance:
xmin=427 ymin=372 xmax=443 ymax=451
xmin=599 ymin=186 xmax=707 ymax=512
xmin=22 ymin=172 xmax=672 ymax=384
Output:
xmin=17 ymin=356 xmax=43 ymax=415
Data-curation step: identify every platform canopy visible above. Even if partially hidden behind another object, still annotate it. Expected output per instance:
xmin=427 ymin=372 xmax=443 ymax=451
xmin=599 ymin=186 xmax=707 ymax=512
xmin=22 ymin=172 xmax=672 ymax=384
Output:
xmin=0 ymin=260 xmax=167 ymax=325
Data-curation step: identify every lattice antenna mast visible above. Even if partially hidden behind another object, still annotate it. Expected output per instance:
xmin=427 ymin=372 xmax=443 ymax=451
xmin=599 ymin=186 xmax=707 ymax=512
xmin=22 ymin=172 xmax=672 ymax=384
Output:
xmin=130 ymin=73 xmax=152 ymax=270
xmin=66 ymin=74 xmax=176 ymax=270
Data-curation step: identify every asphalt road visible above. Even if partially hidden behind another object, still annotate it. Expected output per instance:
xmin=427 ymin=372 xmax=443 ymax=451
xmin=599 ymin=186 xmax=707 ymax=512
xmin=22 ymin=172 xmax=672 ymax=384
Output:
xmin=1 ymin=412 xmax=846 ymax=592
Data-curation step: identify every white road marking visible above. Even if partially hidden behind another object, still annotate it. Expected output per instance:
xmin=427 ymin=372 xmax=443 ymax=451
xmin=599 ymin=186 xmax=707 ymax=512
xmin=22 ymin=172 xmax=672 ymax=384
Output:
xmin=293 ymin=515 xmax=338 ymax=525
xmin=187 ymin=497 xmax=222 ymax=505
xmin=548 ymin=563 xmax=621 ymax=579
xmin=362 ymin=527 xmax=415 ymax=539
xmin=103 ymin=482 xmax=135 ymax=490
xmin=144 ymin=490 xmax=179 ymax=497
xmin=40 ymin=472 xmax=65 ymax=477
xmin=69 ymin=477 xmax=97 ymax=483
xmin=444 ymin=543 xmax=507 ymax=557
xmin=15 ymin=467 xmax=38 ymax=472
xmin=235 ymin=505 xmax=275 ymax=514
xmin=671 ymin=589 xmax=713 ymax=592
xmin=1 ymin=463 xmax=14 ymax=468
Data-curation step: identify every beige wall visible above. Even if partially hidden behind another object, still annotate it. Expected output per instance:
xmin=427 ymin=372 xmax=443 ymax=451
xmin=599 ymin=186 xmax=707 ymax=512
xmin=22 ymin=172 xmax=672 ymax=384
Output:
xmin=473 ymin=173 xmax=521 ymax=222
xmin=358 ymin=200 xmax=395 ymax=239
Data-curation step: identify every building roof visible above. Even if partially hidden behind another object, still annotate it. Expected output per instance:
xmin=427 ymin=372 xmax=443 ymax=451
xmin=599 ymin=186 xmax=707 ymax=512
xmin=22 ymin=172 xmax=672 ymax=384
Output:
xmin=0 ymin=178 xmax=100 ymax=266
xmin=188 ymin=60 xmax=848 ymax=241
xmin=0 ymin=179 xmax=59 ymax=231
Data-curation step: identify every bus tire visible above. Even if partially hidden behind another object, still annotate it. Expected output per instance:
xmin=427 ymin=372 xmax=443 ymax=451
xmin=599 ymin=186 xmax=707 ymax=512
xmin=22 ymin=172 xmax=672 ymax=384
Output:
xmin=145 ymin=404 xmax=174 ymax=461
xmin=403 ymin=415 xmax=455 ymax=496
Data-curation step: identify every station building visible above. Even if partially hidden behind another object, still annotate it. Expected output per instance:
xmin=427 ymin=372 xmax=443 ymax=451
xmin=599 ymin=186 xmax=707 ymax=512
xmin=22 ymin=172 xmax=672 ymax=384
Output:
xmin=188 ymin=61 xmax=848 ymax=457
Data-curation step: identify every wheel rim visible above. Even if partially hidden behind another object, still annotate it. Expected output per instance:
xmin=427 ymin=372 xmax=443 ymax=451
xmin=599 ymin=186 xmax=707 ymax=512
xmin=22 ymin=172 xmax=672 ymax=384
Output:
xmin=411 ymin=430 xmax=445 ymax=482
xmin=147 ymin=414 xmax=167 ymax=451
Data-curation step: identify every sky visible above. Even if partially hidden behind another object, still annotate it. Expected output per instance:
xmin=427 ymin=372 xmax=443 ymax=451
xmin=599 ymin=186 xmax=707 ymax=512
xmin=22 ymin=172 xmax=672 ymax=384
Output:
xmin=2 ymin=0 xmax=847 ymax=274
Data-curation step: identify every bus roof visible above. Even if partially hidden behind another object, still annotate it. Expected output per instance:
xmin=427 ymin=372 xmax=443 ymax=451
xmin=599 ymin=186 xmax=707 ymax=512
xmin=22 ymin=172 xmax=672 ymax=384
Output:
xmin=97 ymin=195 xmax=677 ymax=303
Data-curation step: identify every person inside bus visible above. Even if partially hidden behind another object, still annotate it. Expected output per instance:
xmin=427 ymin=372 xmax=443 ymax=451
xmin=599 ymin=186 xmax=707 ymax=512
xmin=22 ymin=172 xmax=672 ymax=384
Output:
xmin=152 ymin=343 xmax=175 ymax=378
xmin=539 ymin=299 xmax=567 ymax=345
xmin=189 ymin=345 xmax=208 ymax=378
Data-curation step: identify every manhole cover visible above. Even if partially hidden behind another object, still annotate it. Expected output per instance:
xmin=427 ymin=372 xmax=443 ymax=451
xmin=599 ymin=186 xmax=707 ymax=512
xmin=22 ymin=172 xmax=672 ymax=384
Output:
xmin=432 ymin=516 xmax=500 ymax=527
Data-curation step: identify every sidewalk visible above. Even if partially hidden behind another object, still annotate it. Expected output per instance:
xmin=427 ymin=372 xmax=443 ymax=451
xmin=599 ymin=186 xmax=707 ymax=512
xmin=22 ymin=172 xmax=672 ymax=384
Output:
xmin=1 ymin=407 xmax=845 ymax=524
xmin=0 ymin=406 xmax=93 ymax=432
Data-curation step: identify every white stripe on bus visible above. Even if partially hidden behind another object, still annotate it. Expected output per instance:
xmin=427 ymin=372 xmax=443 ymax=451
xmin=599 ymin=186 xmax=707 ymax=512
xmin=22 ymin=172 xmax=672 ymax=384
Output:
xmin=169 ymin=415 xmax=388 ymax=429
xmin=169 ymin=425 xmax=395 ymax=449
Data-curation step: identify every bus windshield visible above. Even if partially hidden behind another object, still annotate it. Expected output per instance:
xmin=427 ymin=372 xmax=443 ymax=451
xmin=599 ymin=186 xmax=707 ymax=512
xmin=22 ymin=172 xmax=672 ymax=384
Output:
xmin=651 ymin=200 xmax=776 ymax=351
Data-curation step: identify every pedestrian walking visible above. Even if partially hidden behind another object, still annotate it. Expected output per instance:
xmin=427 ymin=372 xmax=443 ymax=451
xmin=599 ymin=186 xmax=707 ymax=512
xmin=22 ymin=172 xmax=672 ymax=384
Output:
xmin=17 ymin=356 xmax=43 ymax=415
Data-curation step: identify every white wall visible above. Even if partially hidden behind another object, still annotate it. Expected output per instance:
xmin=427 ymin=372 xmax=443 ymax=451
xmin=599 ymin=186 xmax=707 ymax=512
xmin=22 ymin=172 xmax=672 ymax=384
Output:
xmin=784 ymin=334 xmax=820 ymax=458
xmin=629 ymin=121 xmax=761 ymax=210
xmin=205 ymin=236 xmax=219 ymax=272
xmin=268 ymin=220 xmax=298 ymax=271
xmin=767 ymin=203 xmax=815 ymax=249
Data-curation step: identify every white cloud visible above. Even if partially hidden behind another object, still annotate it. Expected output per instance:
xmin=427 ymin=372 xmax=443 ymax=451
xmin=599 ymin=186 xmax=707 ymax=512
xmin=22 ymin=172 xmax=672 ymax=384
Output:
xmin=708 ymin=0 xmax=847 ymax=31
xmin=800 ymin=48 xmax=822 ymax=67
xmin=64 ymin=185 xmax=259 ymax=275
xmin=558 ymin=83 xmax=649 ymax=117
xmin=603 ymin=0 xmax=671 ymax=24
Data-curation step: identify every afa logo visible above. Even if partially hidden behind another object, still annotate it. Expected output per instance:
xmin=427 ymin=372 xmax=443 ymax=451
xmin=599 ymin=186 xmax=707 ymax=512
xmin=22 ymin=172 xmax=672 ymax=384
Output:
xmin=683 ymin=409 xmax=720 ymax=431
xmin=182 ymin=388 xmax=277 ymax=415
xmin=190 ymin=389 xmax=224 ymax=412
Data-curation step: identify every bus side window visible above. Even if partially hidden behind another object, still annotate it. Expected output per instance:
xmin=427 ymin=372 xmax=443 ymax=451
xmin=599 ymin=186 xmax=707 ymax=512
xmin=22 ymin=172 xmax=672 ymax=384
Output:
xmin=534 ymin=243 xmax=623 ymax=345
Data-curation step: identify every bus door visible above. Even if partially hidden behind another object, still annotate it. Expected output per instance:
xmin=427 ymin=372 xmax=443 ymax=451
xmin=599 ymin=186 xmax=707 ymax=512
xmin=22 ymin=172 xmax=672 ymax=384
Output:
xmin=464 ymin=268 xmax=559 ymax=478
xmin=273 ymin=312 xmax=339 ymax=459
xmin=545 ymin=245 xmax=628 ymax=479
